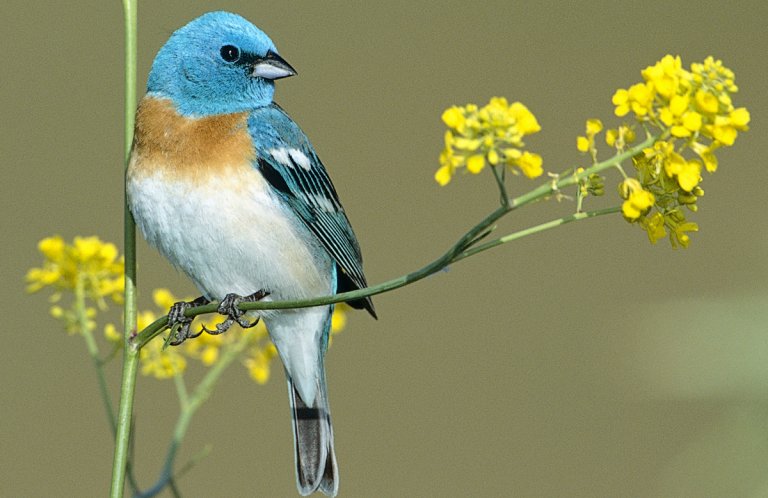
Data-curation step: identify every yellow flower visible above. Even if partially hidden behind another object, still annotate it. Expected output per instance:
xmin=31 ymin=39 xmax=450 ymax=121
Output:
xmin=509 ymin=102 xmax=541 ymax=135
xmin=672 ymin=221 xmax=699 ymax=248
xmin=244 ymin=343 xmax=278 ymax=385
xmin=612 ymin=89 xmax=630 ymax=117
xmin=515 ymin=152 xmax=543 ymax=179
xmin=331 ymin=304 xmax=349 ymax=333
xmin=434 ymin=165 xmax=453 ymax=186
xmin=681 ymin=111 xmax=702 ymax=133
xmin=612 ymin=89 xmax=631 ymax=117
xmin=140 ymin=336 xmax=187 ymax=379
xmin=706 ymin=108 xmax=750 ymax=147
xmin=576 ymin=136 xmax=590 ymax=152
xmin=642 ymin=54 xmax=686 ymax=99
xmin=613 ymin=83 xmax=655 ymax=117
xmin=326 ymin=303 xmax=350 ymax=347
xmin=152 ymin=288 xmax=177 ymax=309
xmin=39 ymin=236 xmax=65 ymax=260
xmin=586 ymin=119 xmax=603 ymax=135
xmin=729 ymin=107 xmax=750 ymax=129
xmin=622 ymin=189 xmax=655 ymax=220
xmin=185 ymin=331 xmax=225 ymax=366
xmin=695 ymin=89 xmax=719 ymax=114
xmin=442 ymin=107 xmax=466 ymax=131
xmin=662 ymin=151 xmax=701 ymax=192
xmin=691 ymin=142 xmax=719 ymax=173
xmin=628 ymin=83 xmax=653 ymax=116
xmin=620 ymin=179 xmax=655 ymax=220
xmin=640 ymin=212 xmax=667 ymax=244
xmin=659 ymin=94 xmax=704 ymax=138
xmin=466 ymin=154 xmax=485 ymax=174
xmin=709 ymin=116 xmax=738 ymax=146
xmin=104 ymin=323 xmax=122 ymax=342
xmin=26 ymin=235 xmax=125 ymax=305
xmin=437 ymin=97 xmax=542 ymax=184
xmin=576 ymin=119 xmax=603 ymax=155
xmin=678 ymin=160 xmax=702 ymax=192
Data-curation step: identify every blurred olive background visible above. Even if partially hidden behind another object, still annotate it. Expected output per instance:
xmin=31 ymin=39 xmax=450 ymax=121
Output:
xmin=2 ymin=1 xmax=768 ymax=496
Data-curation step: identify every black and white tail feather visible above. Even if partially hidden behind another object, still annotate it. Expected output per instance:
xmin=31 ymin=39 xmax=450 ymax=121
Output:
xmin=288 ymin=366 xmax=338 ymax=497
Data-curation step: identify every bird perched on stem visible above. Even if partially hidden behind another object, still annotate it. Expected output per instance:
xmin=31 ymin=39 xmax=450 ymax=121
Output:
xmin=127 ymin=11 xmax=375 ymax=496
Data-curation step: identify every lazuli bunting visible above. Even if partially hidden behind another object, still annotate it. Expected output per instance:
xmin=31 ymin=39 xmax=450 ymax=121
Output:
xmin=126 ymin=11 xmax=375 ymax=497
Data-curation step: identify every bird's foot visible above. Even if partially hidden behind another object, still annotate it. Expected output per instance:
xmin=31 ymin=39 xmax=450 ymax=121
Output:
xmin=201 ymin=290 xmax=269 ymax=336
xmin=166 ymin=296 xmax=211 ymax=346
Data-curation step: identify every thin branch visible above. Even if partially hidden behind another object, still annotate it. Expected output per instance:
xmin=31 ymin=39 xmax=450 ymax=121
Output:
xmin=491 ymin=163 xmax=511 ymax=207
xmin=455 ymin=205 xmax=622 ymax=262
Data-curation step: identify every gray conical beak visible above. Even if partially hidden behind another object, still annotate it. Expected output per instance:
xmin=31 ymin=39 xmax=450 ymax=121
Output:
xmin=251 ymin=50 xmax=297 ymax=80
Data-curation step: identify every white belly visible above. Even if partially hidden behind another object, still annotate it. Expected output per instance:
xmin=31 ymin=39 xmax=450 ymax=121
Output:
xmin=126 ymin=164 xmax=334 ymax=304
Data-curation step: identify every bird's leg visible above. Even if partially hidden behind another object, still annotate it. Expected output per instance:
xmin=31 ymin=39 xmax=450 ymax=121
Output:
xmin=166 ymin=295 xmax=211 ymax=346
xmin=201 ymin=290 xmax=270 ymax=336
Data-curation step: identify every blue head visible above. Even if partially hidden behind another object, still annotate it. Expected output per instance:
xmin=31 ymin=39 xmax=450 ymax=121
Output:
xmin=147 ymin=11 xmax=296 ymax=116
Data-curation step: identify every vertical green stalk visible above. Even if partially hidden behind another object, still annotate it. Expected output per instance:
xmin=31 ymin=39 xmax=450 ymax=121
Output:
xmin=111 ymin=0 xmax=138 ymax=497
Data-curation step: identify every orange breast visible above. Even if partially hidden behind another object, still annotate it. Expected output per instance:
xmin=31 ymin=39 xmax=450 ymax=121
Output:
xmin=129 ymin=96 xmax=255 ymax=182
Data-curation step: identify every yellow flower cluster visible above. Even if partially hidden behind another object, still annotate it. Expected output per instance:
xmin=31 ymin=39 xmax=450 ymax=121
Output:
xmin=609 ymin=55 xmax=749 ymax=247
xmin=613 ymin=55 xmax=749 ymax=148
xmin=436 ymin=97 xmax=542 ymax=186
xmin=26 ymin=235 xmax=125 ymax=306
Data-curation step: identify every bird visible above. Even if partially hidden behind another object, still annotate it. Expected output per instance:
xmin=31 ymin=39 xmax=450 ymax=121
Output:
xmin=126 ymin=11 xmax=375 ymax=496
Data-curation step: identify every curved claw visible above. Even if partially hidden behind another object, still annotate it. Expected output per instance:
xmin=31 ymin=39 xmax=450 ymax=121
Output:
xmin=187 ymin=327 xmax=205 ymax=339
xmin=201 ymin=318 xmax=235 ymax=336
xmin=165 ymin=296 xmax=210 ymax=346
xmin=236 ymin=315 xmax=261 ymax=329
xmin=199 ymin=290 xmax=268 ymax=336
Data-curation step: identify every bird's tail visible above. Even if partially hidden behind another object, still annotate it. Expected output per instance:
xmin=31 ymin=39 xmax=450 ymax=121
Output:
xmin=288 ymin=367 xmax=338 ymax=497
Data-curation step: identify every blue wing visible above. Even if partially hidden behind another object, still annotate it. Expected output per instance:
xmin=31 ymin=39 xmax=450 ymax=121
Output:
xmin=248 ymin=104 xmax=375 ymax=317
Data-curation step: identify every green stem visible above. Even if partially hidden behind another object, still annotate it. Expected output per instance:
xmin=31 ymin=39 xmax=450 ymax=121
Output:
xmin=491 ymin=163 xmax=511 ymax=207
xmin=111 ymin=346 xmax=140 ymax=498
xmin=75 ymin=276 xmax=116 ymax=434
xmin=173 ymin=369 xmax=189 ymax=408
xmin=455 ymin=206 xmax=621 ymax=261
xmin=111 ymin=0 xmax=138 ymax=497
xmin=135 ymin=334 xmax=254 ymax=498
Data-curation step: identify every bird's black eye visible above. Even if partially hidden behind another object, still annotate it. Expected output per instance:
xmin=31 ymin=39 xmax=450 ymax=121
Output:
xmin=220 ymin=45 xmax=241 ymax=63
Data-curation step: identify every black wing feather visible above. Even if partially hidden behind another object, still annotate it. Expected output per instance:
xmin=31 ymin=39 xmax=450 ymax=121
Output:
xmin=250 ymin=106 xmax=376 ymax=317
